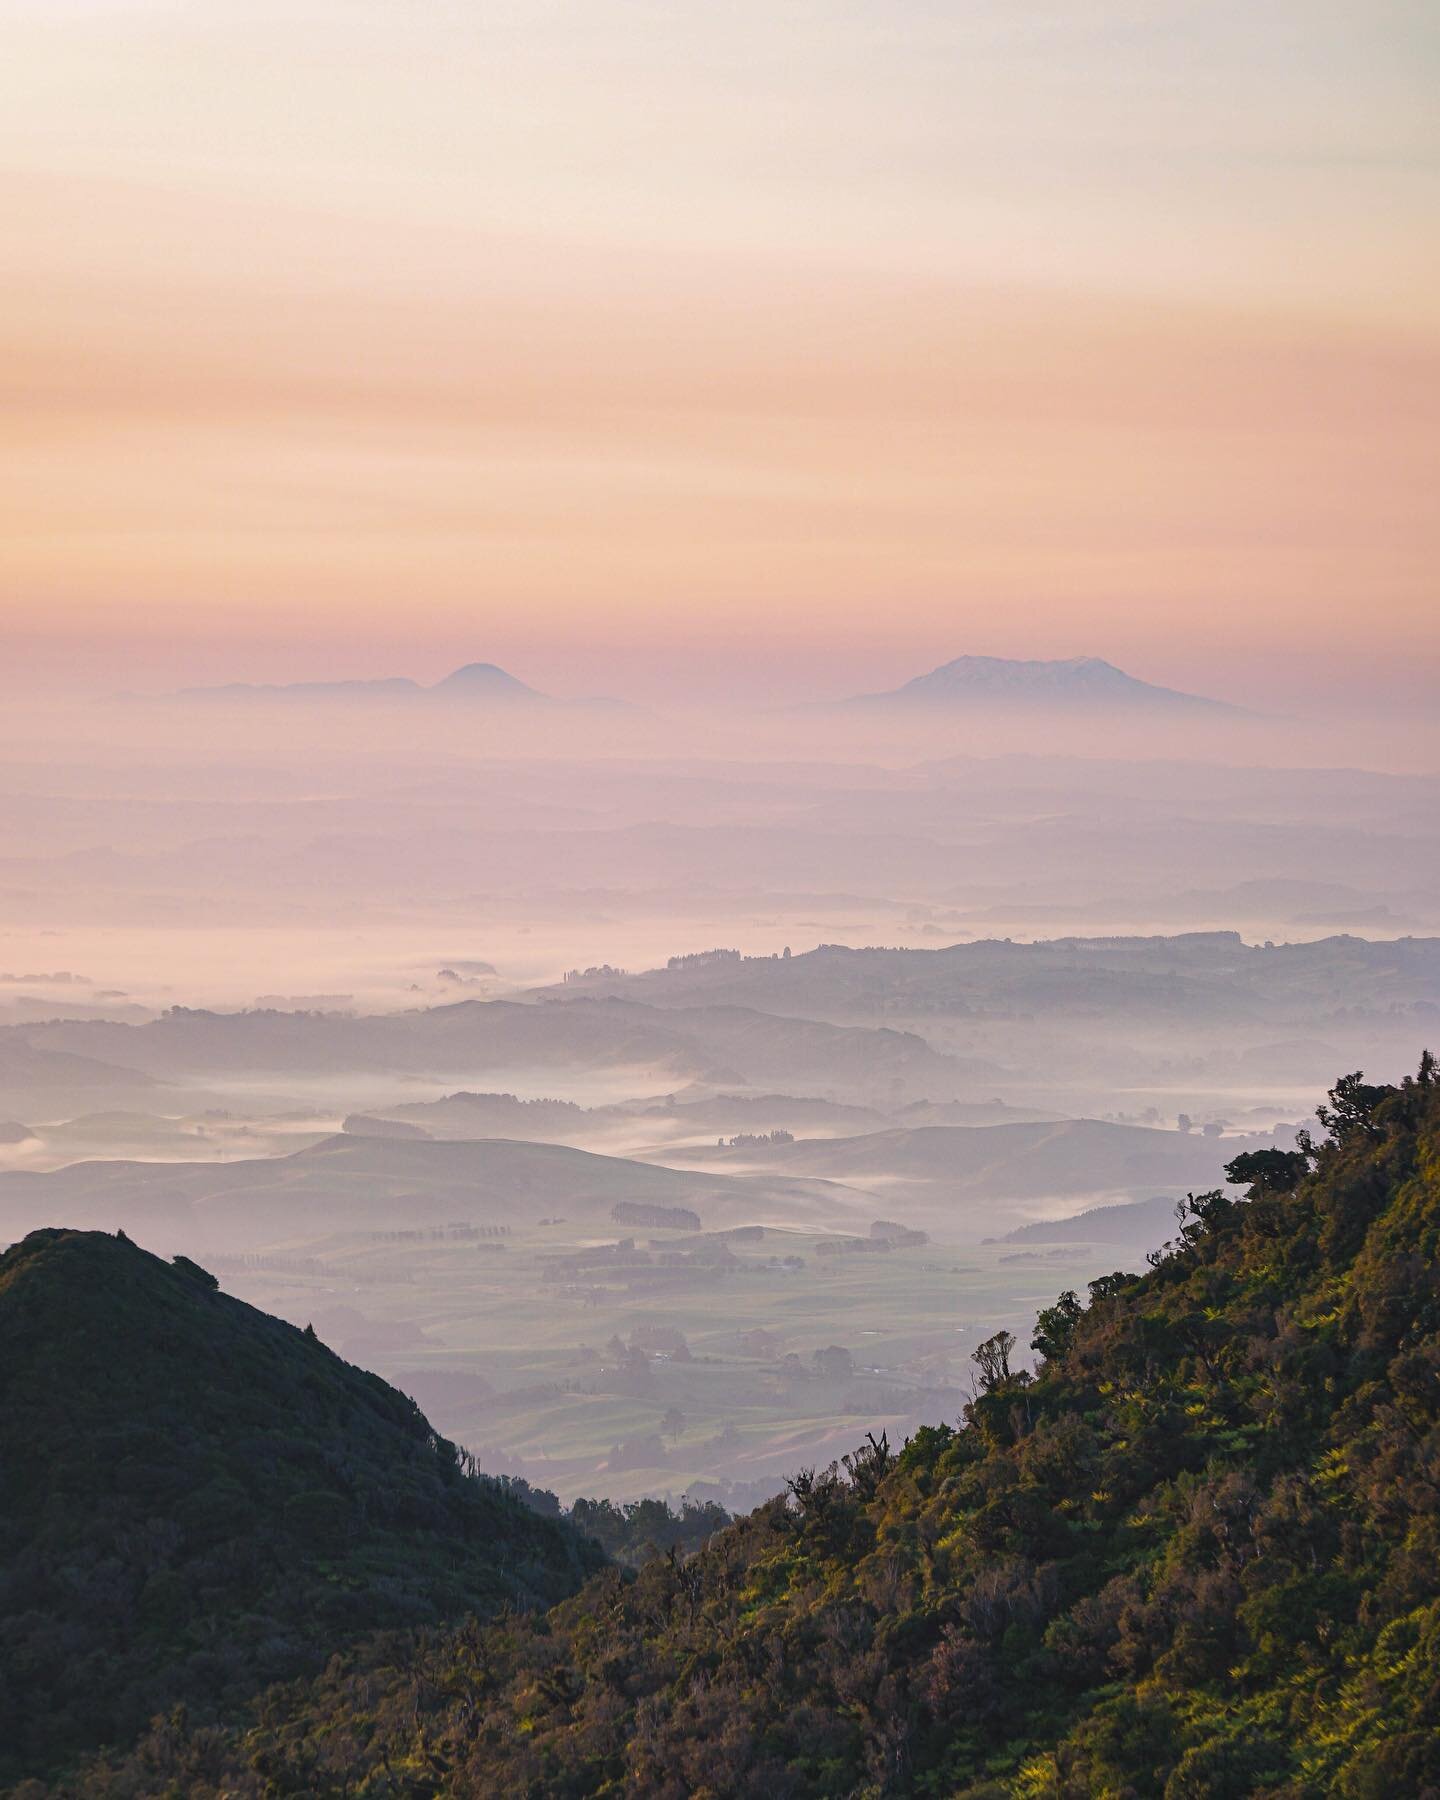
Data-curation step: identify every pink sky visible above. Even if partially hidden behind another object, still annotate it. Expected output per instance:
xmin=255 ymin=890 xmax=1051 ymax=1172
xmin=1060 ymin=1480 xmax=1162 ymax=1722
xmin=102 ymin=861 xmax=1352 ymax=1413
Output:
xmin=2 ymin=2 xmax=1437 ymax=710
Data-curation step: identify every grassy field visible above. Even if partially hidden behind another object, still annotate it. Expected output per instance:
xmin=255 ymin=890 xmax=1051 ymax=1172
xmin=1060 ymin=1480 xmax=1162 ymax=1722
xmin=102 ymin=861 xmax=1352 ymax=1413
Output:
xmin=213 ymin=1216 xmax=1140 ymax=1505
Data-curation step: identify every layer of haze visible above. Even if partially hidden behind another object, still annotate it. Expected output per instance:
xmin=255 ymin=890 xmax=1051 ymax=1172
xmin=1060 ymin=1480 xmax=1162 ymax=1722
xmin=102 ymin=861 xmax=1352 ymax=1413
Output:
xmin=2 ymin=4 xmax=1439 ymax=1503
xmin=2 ymin=680 xmax=1436 ymax=1503
xmin=3 ymin=0 xmax=1438 ymax=709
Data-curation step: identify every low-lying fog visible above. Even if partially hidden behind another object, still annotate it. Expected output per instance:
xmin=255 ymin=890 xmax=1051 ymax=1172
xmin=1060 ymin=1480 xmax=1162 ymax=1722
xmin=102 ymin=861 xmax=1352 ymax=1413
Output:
xmin=1 ymin=685 xmax=1435 ymax=1502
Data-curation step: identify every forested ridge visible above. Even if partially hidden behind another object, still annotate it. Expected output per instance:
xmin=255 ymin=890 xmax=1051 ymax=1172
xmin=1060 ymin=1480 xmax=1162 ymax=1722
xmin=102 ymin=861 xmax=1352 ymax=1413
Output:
xmin=0 ymin=1230 xmax=600 ymax=1789
xmin=19 ymin=1055 xmax=1440 ymax=1797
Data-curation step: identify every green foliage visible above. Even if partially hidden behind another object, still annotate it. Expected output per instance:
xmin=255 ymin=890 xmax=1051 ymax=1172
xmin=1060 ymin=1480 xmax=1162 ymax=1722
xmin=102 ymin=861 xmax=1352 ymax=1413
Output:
xmin=565 ymin=1494 xmax=732 ymax=1566
xmin=1030 ymin=1290 xmax=1082 ymax=1365
xmin=0 ymin=1230 xmax=600 ymax=1786
xmin=35 ymin=1056 xmax=1440 ymax=1797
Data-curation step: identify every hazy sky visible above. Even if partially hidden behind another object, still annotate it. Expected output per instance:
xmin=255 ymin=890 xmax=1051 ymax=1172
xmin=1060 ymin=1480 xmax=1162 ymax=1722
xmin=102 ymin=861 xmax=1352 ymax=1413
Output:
xmin=3 ymin=1 xmax=1437 ymax=706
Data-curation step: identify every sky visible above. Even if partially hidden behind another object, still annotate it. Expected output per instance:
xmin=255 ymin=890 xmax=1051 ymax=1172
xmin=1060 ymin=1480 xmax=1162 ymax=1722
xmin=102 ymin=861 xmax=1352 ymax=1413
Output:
xmin=2 ymin=0 xmax=1437 ymax=709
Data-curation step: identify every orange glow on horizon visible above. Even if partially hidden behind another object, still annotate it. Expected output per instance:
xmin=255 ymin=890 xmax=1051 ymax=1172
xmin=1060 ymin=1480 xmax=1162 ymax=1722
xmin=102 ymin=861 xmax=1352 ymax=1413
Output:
xmin=2 ymin=3 xmax=1436 ymax=708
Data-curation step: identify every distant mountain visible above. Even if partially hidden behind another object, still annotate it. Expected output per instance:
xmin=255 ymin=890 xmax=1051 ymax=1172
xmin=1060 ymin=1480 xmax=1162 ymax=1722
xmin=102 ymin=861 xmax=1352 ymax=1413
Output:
xmin=428 ymin=660 xmax=542 ymax=700
xmin=0 ymin=1227 xmax=597 ymax=1783
xmin=173 ymin=675 xmax=426 ymax=701
xmin=166 ymin=662 xmax=626 ymax=708
xmin=841 ymin=654 xmax=1241 ymax=712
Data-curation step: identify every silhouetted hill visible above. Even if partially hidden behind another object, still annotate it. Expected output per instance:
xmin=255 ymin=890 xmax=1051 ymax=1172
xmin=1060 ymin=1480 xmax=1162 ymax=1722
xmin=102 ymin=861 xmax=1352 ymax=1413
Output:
xmin=0 ymin=1228 xmax=598 ymax=1784
xmin=842 ymin=653 xmax=1241 ymax=712
xmin=76 ymin=1057 xmax=1440 ymax=1796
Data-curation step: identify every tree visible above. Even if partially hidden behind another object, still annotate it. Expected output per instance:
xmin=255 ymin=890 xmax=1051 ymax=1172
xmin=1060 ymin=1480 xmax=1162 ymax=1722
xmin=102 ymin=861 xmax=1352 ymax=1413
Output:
xmin=661 ymin=1407 xmax=686 ymax=1440
xmin=814 ymin=1344 xmax=854 ymax=1381
xmin=972 ymin=1328 xmax=1016 ymax=1391
xmin=1224 ymin=1148 xmax=1308 ymax=1194
xmin=1032 ymin=1291 xmax=1082 ymax=1365
xmin=1316 ymin=1070 xmax=1391 ymax=1143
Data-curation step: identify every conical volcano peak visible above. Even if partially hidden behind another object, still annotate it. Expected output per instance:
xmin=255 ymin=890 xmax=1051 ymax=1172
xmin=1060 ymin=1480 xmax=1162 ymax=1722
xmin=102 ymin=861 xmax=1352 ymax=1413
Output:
xmin=429 ymin=661 xmax=541 ymax=698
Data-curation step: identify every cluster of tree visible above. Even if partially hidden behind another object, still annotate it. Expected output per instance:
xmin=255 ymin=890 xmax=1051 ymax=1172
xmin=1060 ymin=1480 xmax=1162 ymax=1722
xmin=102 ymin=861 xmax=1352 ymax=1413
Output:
xmin=610 ymin=1201 xmax=702 ymax=1230
xmin=559 ymin=963 xmax=627 ymax=982
xmin=485 ymin=1476 xmax=730 ymax=1567
xmin=718 ymin=1129 xmax=795 ymax=1147
xmin=56 ymin=1055 xmax=1440 ymax=1797
xmin=870 ymin=1219 xmax=929 ymax=1247
xmin=1177 ymin=1112 xmax=1227 ymax=1137
xmin=567 ymin=1495 xmax=732 ymax=1563
xmin=440 ymin=1091 xmax=584 ymax=1116
xmin=816 ymin=1234 xmax=905 ymax=1257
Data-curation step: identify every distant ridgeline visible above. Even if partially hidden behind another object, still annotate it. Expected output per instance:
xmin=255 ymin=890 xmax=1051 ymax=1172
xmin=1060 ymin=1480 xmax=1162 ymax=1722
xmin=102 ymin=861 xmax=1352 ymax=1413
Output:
xmin=54 ymin=1055 xmax=1440 ymax=1798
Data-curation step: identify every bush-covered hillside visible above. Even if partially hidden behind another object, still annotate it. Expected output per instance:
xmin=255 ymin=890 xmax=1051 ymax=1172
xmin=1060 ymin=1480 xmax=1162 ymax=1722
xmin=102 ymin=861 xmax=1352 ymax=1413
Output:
xmin=63 ymin=1055 xmax=1440 ymax=1799
xmin=0 ymin=1229 xmax=600 ymax=1786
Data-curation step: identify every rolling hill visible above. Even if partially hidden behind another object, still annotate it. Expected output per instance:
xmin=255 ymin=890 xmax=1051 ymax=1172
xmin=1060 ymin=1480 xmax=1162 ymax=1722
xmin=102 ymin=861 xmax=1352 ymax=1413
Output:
xmin=348 ymin=1088 xmax=892 ymax=1147
xmin=535 ymin=933 xmax=1440 ymax=1029
xmin=663 ymin=1116 xmax=1266 ymax=1226
xmin=987 ymin=1189 xmax=1183 ymax=1250
xmin=2 ymin=994 xmax=982 ymax=1101
xmin=0 ymin=1133 xmax=865 ymax=1245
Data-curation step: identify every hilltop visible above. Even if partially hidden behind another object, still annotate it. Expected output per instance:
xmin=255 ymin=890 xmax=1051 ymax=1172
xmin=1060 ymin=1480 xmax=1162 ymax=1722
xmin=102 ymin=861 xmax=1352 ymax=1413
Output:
xmin=0 ymin=1228 xmax=598 ymax=1784
xmin=80 ymin=1055 xmax=1440 ymax=1796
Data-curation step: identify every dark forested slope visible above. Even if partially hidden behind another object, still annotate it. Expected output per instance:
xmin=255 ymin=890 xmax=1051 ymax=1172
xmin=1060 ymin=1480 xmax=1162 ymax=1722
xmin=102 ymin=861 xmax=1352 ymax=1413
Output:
xmin=70 ymin=1055 xmax=1440 ymax=1798
xmin=0 ymin=1230 xmax=599 ymax=1785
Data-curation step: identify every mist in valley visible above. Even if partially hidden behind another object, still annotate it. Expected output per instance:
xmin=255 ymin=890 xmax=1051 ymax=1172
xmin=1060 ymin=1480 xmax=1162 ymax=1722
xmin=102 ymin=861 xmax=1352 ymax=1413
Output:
xmin=2 ymin=669 xmax=1435 ymax=1505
